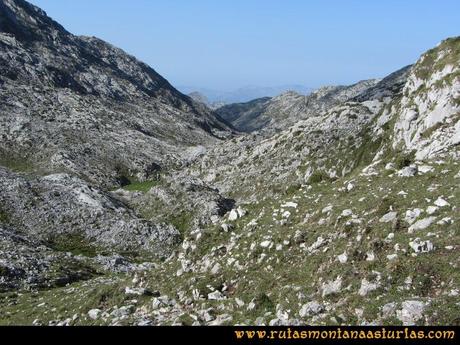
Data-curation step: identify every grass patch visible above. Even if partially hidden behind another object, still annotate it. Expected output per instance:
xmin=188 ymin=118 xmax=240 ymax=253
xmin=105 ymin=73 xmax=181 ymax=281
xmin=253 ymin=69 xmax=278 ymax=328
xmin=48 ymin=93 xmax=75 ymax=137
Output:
xmin=394 ymin=150 xmax=415 ymax=169
xmin=167 ymin=212 xmax=193 ymax=235
xmin=0 ymin=155 xmax=34 ymax=173
xmin=308 ymin=171 xmax=330 ymax=184
xmin=414 ymin=37 xmax=460 ymax=81
xmin=0 ymin=209 xmax=9 ymax=223
xmin=47 ymin=234 xmax=98 ymax=257
xmin=122 ymin=180 xmax=159 ymax=193
xmin=352 ymin=133 xmax=383 ymax=169
xmin=420 ymin=122 xmax=443 ymax=139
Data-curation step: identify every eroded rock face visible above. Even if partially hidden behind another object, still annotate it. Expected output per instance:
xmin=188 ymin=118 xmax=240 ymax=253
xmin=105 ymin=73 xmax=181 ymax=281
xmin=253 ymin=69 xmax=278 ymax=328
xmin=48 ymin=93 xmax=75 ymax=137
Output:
xmin=0 ymin=168 xmax=181 ymax=255
xmin=0 ymin=226 xmax=96 ymax=291
xmin=216 ymin=79 xmax=381 ymax=135
xmin=0 ymin=0 xmax=232 ymax=187
xmin=392 ymin=38 xmax=460 ymax=160
xmin=0 ymin=0 xmax=234 ymax=291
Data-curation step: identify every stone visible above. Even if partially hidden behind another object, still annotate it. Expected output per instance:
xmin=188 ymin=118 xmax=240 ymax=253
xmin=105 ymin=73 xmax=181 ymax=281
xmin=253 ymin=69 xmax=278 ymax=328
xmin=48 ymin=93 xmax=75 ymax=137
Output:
xmin=235 ymin=298 xmax=245 ymax=307
xmin=387 ymin=254 xmax=398 ymax=261
xmin=322 ymin=276 xmax=342 ymax=297
xmin=210 ymin=215 xmax=220 ymax=224
xmin=208 ymin=291 xmax=225 ymax=301
xmin=379 ymin=211 xmax=398 ymax=223
xmin=397 ymin=301 xmax=427 ymax=325
xmin=341 ymin=209 xmax=353 ymax=217
xmin=124 ymin=287 xmax=153 ymax=296
xmin=208 ymin=314 xmax=233 ymax=326
xmin=254 ymin=317 xmax=266 ymax=326
xmin=397 ymin=166 xmax=417 ymax=177
xmin=228 ymin=209 xmax=239 ymax=221
xmin=346 ymin=183 xmax=354 ymax=192
xmin=409 ymin=238 xmax=435 ymax=253
xmin=366 ymin=251 xmax=375 ymax=261
xmin=299 ymin=301 xmax=324 ymax=317
xmin=381 ymin=302 xmax=397 ymax=319
xmin=408 ymin=217 xmax=436 ymax=233
xmin=337 ymin=252 xmax=348 ymax=264
xmin=358 ymin=278 xmax=380 ymax=296
xmin=282 ymin=210 xmax=291 ymax=218
xmin=281 ymin=202 xmax=298 ymax=208
xmin=385 ymin=163 xmax=395 ymax=170
xmin=307 ymin=236 xmax=326 ymax=252
xmin=404 ymin=209 xmax=422 ymax=224
xmin=418 ymin=165 xmax=434 ymax=174
xmin=260 ymin=240 xmax=273 ymax=248
xmin=426 ymin=206 xmax=438 ymax=215
xmin=111 ymin=305 xmax=134 ymax=318
xmin=88 ymin=309 xmax=101 ymax=320
xmin=200 ymin=309 xmax=216 ymax=323
xmin=152 ymin=298 xmax=164 ymax=310
xmin=221 ymin=223 xmax=234 ymax=232
xmin=137 ymin=319 xmax=153 ymax=326
xmin=434 ymin=197 xmax=450 ymax=207
xmin=437 ymin=217 xmax=453 ymax=225
xmin=210 ymin=263 xmax=222 ymax=275
xmin=236 ymin=207 xmax=247 ymax=218
xmin=322 ymin=205 xmax=333 ymax=214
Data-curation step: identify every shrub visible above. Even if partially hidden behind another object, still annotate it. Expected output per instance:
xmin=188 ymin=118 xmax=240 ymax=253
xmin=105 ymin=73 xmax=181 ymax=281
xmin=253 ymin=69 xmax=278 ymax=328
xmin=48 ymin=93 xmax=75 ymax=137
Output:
xmin=308 ymin=171 xmax=329 ymax=184
xmin=253 ymin=293 xmax=275 ymax=313
xmin=394 ymin=151 xmax=415 ymax=169
xmin=0 ymin=209 xmax=9 ymax=223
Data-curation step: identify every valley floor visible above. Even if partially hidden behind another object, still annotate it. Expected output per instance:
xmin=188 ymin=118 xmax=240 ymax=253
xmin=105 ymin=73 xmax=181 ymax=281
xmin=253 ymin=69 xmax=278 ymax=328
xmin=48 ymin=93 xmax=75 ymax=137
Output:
xmin=1 ymin=157 xmax=458 ymax=326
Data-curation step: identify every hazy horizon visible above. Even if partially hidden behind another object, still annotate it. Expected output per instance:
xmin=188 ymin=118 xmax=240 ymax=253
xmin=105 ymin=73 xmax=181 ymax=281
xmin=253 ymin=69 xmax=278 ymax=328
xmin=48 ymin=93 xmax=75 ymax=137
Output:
xmin=29 ymin=0 xmax=460 ymax=92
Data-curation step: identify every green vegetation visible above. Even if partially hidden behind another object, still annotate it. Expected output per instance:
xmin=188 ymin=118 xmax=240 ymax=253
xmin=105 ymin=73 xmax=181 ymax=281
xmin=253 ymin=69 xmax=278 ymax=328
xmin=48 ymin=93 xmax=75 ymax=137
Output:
xmin=252 ymin=293 xmax=275 ymax=314
xmin=150 ymin=157 xmax=459 ymax=325
xmin=0 ymin=277 xmax=134 ymax=325
xmin=0 ymin=209 xmax=9 ymax=223
xmin=284 ymin=183 xmax=302 ymax=196
xmin=420 ymin=122 xmax=444 ymax=139
xmin=167 ymin=212 xmax=193 ymax=235
xmin=0 ymin=266 xmax=9 ymax=277
xmin=47 ymin=234 xmax=98 ymax=257
xmin=0 ymin=157 xmax=458 ymax=325
xmin=394 ymin=150 xmax=415 ymax=169
xmin=308 ymin=171 xmax=330 ymax=184
xmin=414 ymin=37 xmax=460 ymax=81
xmin=0 ymin=155 xmax=34 ymax=173
xmin=352 ymin=134 xmax=383 ymax=169
xmin=122 ymin=179 xmax=160 ymax=193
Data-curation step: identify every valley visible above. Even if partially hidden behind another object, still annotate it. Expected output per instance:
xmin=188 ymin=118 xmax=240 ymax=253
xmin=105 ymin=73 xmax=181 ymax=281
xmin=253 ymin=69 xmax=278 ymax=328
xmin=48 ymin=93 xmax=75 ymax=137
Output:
xmin=0 ymin=0 xmax=459 ymax=326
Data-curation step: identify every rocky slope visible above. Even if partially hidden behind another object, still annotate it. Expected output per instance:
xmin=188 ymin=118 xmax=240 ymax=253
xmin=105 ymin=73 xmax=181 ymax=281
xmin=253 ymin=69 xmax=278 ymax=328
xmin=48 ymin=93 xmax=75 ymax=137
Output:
xmin=215 ymin=97 xmax=272 ymax=132
xmin=392 ymin=40 xmax=460 ymax=159
xmin=216 ymin=79 xmax=383 ymax=135
xmin=0 ymin=0 xmax=459 ymax=327
xmin=188 ymin=91 xmax=226 ymax=110
xmin=0 ymin=0 xmax=233 ymax=288
xmin=0 ymin=0 xmax=232 ymax=188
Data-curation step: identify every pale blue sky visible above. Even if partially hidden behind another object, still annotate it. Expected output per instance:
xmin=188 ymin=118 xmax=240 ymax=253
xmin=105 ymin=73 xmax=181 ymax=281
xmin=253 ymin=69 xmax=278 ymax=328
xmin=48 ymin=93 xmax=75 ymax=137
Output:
xmin=29 ymin=0 xmax=460 ymax=90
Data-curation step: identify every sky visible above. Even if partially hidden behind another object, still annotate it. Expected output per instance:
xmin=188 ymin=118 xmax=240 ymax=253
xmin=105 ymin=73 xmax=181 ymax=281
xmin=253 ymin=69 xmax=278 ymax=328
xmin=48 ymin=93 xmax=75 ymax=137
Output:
xmin=29 ymin=0 xmax=460 ymax=91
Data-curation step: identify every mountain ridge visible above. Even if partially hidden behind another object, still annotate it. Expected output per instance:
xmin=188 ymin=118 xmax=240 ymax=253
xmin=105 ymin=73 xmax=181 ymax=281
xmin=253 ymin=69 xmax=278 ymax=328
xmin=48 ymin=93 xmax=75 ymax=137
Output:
xmin=0 ymin=0 xmax=233 ymax=189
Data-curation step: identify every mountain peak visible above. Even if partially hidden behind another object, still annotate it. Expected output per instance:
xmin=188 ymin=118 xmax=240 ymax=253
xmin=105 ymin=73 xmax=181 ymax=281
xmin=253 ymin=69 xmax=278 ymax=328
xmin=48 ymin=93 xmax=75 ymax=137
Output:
xmin=0 ymin=0 xmax=69 ymax=42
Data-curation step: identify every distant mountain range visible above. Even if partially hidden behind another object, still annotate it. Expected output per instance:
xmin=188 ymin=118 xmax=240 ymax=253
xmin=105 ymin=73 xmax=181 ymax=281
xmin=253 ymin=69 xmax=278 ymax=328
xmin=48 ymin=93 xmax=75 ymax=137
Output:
xmin=178 ymin=84 xmax=313 ymax=104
